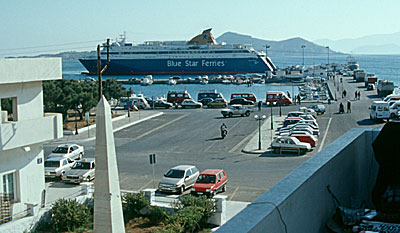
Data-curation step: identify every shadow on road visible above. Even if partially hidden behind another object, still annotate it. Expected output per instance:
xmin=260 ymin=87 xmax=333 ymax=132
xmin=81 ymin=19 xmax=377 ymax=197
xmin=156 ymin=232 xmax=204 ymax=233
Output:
xmin=357 ymin=119 xmax=382 ymax=126
xmin=206 ymin=137 xmax=223 ymax=141
xmin=366 ymin=94 xmax=380 ymax=99
xmin=259 ymin=151 xmax=303 ymax=158
xmin=48 ymin=182 xmax=79 ymax=189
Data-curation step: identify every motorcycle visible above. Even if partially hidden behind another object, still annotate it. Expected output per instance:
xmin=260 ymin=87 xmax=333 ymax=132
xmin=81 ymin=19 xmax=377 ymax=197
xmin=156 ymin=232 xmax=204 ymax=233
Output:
xmin=221 ymin=129 xmax=228 ymax=139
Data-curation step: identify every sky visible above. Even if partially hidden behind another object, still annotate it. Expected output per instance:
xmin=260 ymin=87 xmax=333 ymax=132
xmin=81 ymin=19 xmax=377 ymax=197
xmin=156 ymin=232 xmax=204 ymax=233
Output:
xmin=1 ymin=0 xmax=400 ymax=56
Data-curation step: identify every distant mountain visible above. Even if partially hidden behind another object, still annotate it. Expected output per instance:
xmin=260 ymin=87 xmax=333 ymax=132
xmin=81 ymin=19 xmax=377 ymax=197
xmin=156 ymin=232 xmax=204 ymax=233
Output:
xmin=8 ymin=50 xmax=96 ymax=60
xmin=216 ymin=32 xmax=341 ymax=57
xmin=315 ymin=31 xmax=400 ymax=54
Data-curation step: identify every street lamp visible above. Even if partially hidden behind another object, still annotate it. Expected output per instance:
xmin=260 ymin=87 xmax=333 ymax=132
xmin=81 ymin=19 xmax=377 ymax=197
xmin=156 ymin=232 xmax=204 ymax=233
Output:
xmin=265 ymin=45 xmax=270 ymax=57
xmin=301 ymin=45 xmax=306 ymax=67
xmin=326 ymin=46 xmax=330 ymax=65
xmin=75 ymin=107 xmax=79 ymax=135
xmin=279 ymin=98 xmax=282 ymax=116
xmin=254 ymin=115 xmax=266 ymax=150
xmin=270 ymin=103 xmax=274 ymax=130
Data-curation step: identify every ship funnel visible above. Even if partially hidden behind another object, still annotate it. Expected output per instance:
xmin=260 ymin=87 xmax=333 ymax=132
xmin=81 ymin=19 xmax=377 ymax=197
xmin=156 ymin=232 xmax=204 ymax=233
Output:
xmin=188 ymin=28 xmax=217 ymax=45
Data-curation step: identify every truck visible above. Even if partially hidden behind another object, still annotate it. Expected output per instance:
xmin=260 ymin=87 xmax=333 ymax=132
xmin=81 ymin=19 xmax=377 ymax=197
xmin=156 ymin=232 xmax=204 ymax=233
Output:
xmin=353 ymin=70 xmax=366 ymax=82
xmin=364 ymin=73 xmax=377 ymax=87
xmin=377 ymin=80 xmax=395 ymax=97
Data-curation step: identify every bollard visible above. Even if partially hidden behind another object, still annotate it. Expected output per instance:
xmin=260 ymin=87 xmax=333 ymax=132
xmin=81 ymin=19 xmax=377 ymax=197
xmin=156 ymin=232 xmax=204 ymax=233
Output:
xmin=81 ymin=182 xmax=93 ymax=196
xmin=143 ymin=188 xmax=156 ymax=205
xmin=208 ymin=195 xmax=227 ymax=226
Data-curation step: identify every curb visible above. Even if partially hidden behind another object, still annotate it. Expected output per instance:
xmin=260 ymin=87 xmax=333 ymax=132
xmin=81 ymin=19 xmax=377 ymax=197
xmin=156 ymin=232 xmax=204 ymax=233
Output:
xmin=63 ymin=114 xmax=128 ymax=135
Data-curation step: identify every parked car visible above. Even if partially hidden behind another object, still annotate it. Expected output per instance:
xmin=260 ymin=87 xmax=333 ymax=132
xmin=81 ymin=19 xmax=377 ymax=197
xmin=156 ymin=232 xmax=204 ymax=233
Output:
xmin=191 ymin=169 xmax=227 ymax=197
xmin=279 ymin=127 xmax=314 ymax=137
xmin=199 ymin=97 xmax=214 ymax=105
xmin=207 ymin=98 xmax=228 ymax=108
xmin=299 ymin=107 xmax=317 ymax=118
xmin=181 ymin=99 xmax=203 ymax=108
xmin=291 ymin=134 xmax=318 ymax=147
xmin=266 ymin=91 xmax=292 ymax=105
xmin=286 ymin=111 xmax=305 ymax=118
xmin=158 ymin=165 xmax=200 ymax=194
xmin=229 ymin=98 xmax=254 ymax=105
xmin=280 ymin=124 xmax=319 ymax=136
xmin=154 ymin=100 xmax=173 ymax=109
xmin=283 ymin=117 xmax=303 ymax=127
xmin=221 ymin=104 xmax=252 ymax=117
xmin=230 ymin=93 xmax=257 ymax=103
xmin=389 ymin=101 xmax=400 ymax=119
xmin=167 ymin=90 xmax=192 ymax=104
xmin=271 ymin=136 xmax=311 ymax=155
xmin=61 ymin=159 xmax=95 ymax=184
xmin=44 ymin=157 xmax=76 ymax=179
xmin=370 ymin=101 xmax=390 ymax=121
xmin=48 ymin=144 xmax=84 ymax=160
xmin=308 ymin=104 xmax=326 ymax=115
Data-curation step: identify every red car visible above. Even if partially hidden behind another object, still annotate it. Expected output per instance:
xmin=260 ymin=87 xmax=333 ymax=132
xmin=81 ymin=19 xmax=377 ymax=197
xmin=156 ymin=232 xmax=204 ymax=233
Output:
xmin=291 ymin=134 xmax=317 ymax=147
xmin=191 ymin=169 xmax=227 ymax=197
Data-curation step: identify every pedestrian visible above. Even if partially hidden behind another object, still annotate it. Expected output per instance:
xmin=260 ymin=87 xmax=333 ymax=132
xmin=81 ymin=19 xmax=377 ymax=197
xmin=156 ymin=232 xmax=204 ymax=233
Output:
xmin=355 ymin=91 xmax=358 ymax=100
xmin=258 ymin=101 xmax=262 ymax=111
xmin=343 ymin=89 xmax=347 ymax=98
xmin=294 ymin=95 xmax=296 ymax=105
xmin=297 ymin=95 xmax=301 ymax=105
xmin=347 ymin=100 xmax=351 ymax=113
xmin=358 ymin=91 xmax=361 ymax=100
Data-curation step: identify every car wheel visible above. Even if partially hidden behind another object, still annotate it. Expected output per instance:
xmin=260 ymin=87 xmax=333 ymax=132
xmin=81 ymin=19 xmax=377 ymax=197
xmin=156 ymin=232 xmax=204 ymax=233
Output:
xmin=274 ymin=148 xmax=280 ymax=154
xmin=300 ymin=149 xmax=306 ymax=155
xmin=228 ymin=112 xmax=233 ymax=117
xmin=223 ymin=115 xmax=227 ymax=118
xmin=222 ymin=104 xmax=226 ymax=108
xmin=245 ymin=111 xmax=250 ymax=117
xmin=179 ymin=185 xmax=185 ymax=194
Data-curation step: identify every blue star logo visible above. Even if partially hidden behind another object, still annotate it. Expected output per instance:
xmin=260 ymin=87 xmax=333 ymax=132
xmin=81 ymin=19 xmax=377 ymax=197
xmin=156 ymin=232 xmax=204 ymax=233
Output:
xmin=203 ymin=34 xmax=207 ymax=39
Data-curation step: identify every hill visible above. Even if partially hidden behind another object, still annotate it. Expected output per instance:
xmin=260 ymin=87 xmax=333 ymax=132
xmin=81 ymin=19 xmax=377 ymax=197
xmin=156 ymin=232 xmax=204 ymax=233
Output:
xmin=216 ymin=32 xmax=341 ymax=57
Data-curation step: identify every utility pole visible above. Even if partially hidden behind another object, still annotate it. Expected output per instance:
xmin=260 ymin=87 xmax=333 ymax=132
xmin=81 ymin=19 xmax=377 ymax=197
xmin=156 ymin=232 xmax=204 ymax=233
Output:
xmin=326 ymin=46 xmax=330 ymax=65
xmin=301 ymin=45 xmax=306 ymax=67
xmin=97 ymin=39 xmax=110 ymax=100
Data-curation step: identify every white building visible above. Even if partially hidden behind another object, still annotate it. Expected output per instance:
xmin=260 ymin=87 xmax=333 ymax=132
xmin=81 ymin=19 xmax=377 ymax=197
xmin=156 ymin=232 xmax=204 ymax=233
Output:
xmin=0 ymin=58 xmax=63 ymax=223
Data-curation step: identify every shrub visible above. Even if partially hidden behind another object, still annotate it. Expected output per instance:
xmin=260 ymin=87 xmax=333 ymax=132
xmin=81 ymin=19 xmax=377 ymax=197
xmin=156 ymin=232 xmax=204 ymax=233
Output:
xmin=166 ymin=206 xmax=204 ymax=232
xmin=49 ymin=199 xmax=92 ymax=232
xmin=172 ymin=195 xmax=216 ymax=227
xmin=148 ymin=206 xmax=168 ymax=225
xmin=122 ymin=192 xmax=150 ymax=222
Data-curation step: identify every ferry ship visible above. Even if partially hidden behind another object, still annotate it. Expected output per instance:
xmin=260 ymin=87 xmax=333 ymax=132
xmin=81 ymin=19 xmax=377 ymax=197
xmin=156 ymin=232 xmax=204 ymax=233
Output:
xmin=79 ymin=29 xmax=276 ymax=75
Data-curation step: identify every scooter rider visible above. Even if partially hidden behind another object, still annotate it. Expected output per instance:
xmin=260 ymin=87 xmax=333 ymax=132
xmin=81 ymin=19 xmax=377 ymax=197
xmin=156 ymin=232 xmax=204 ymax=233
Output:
xmin=220 ymin=123 xmax=228 ymax=138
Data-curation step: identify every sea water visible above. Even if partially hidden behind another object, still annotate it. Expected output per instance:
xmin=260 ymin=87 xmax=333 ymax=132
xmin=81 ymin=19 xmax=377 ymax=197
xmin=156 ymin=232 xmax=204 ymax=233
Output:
xmin=62 ymin=54 xmax=400 ymax=99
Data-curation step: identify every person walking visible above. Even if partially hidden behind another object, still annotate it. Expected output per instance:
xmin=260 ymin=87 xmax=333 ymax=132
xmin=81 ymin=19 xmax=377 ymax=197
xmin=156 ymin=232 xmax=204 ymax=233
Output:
xmin=347 ymin=100 xmax=351 ymax=113
xmin=358 ymin=91 xmax=361 ymax=100
xmin=355 ymin=91 xmax=357 ymax=100
xmin=297 ymin=95 xmax=301 ymax=105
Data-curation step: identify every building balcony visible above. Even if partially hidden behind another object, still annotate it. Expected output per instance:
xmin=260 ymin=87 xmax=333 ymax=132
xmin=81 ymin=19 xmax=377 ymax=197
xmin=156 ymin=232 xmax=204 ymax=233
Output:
xmin=217 ymin=128 xmax=381 ymax=233
xmin=0 ymin=113 xmax=62 ymax=151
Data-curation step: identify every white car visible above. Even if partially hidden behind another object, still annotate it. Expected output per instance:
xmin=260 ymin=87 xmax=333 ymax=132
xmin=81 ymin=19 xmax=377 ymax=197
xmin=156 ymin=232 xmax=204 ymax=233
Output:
xmin=280 ymin=124 xmax=319 ymax=136
xmin=158 ymin=165 xmax=200 ymax=194
xmin=48 ymin=144 xmax=84 ymax=160
xmin=221 ymin=104 xmax=252 ymax=117
xmin=299 ymin=107 xmax=317 ymax=118
xmin=271 ymin=136 xmax=311 ymax=155
xmin=181 ymin=99 xmax=203 ymax=108
xmin=61 ymin=159 xmax=95 ymax=184
xmin=279 ymin=127 xmax=314 ymax=137
xmin=44 ymin=157 xmax=76 ymax=179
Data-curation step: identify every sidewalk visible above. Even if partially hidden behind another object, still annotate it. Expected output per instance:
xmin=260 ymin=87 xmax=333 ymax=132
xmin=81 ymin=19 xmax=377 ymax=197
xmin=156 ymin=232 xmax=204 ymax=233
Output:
xmin=241 ymin=115 xmax=286 ymax=154
xmin=52 ymin=110 xmax=163 ymax=143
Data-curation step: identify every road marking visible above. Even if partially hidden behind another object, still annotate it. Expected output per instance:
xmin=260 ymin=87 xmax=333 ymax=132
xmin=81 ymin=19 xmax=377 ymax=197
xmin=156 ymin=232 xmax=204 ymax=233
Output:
xmin=132 ymin=114 xmax=187 ymax=141
xmin=318 ymin=117 xmax=332 ymax=152
xmin=229 ymin=187 xmax=240 ymax=201
xmin=139 ymin=180 xmax=153 ymax=191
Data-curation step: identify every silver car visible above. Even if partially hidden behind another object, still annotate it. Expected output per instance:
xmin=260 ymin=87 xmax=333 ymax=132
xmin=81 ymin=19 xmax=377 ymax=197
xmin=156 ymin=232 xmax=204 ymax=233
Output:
xmin=158 ymin=165 xmax=200 ymax=194
xmin=44 ymin=157 xmax=75 ymax=179
xmin=61 ymin=159 xmax=95 ymax=184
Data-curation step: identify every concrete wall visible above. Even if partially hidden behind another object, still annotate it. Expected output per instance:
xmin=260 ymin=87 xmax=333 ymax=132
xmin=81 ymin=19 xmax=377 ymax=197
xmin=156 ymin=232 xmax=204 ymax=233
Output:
xmin=217 ymin=128 xmax=380 ymax=233
xmin=0 ymin=58 xmax=61 ymax=84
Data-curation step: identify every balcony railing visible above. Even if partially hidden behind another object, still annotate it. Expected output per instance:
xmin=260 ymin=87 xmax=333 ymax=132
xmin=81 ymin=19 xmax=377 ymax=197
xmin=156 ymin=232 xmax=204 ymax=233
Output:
xmin=0 ymin=113 xmax=62 ymax=151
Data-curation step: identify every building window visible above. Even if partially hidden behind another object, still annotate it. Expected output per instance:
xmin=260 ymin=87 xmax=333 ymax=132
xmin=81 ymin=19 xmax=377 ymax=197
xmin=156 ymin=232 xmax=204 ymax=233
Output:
xmin=2 ymin=172 xmax=17 ymax=202
xmin=0 ymin=97 xmax=18 ymax=122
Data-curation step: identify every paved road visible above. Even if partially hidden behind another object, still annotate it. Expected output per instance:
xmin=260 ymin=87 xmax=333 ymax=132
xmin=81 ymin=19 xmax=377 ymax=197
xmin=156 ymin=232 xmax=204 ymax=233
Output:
xmin=44 ymin=74 xmax=386 ymax=202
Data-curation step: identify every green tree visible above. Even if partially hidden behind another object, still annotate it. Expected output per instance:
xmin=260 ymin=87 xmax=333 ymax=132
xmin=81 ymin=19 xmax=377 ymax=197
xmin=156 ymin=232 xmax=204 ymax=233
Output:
xmin=102 ymin=78 xmax=127 ymax=100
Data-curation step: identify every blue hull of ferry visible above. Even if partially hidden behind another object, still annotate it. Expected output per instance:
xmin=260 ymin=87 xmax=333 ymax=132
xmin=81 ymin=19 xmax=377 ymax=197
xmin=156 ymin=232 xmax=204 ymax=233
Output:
xmin=79 ymin=57 xmax=272 ymax=75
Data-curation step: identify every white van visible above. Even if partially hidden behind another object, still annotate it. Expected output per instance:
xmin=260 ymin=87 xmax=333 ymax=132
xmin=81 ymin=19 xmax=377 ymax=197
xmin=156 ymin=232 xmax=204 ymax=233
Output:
xmin=370 ymin=101 xmax=389 ymax=121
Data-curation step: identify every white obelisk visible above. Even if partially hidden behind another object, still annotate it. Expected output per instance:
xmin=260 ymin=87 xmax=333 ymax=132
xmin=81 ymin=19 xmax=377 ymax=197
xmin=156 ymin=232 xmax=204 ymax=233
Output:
xmin=94 ymin=96 xmax=125 ymax=233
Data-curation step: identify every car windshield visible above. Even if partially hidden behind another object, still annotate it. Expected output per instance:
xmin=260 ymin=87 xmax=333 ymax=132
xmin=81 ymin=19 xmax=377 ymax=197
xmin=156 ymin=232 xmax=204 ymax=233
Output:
xmin=44 ymin=161 xmax=60 ymax=167
xmin=52 ymin=147 xmax=68 ymax=153
xmin=164 ymin=169 xmax=185 ymax=178
xmin=196 ymin=174 xmax=216 ymax=184
xmin=72 ymin=162 xmax=90 ymax=169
